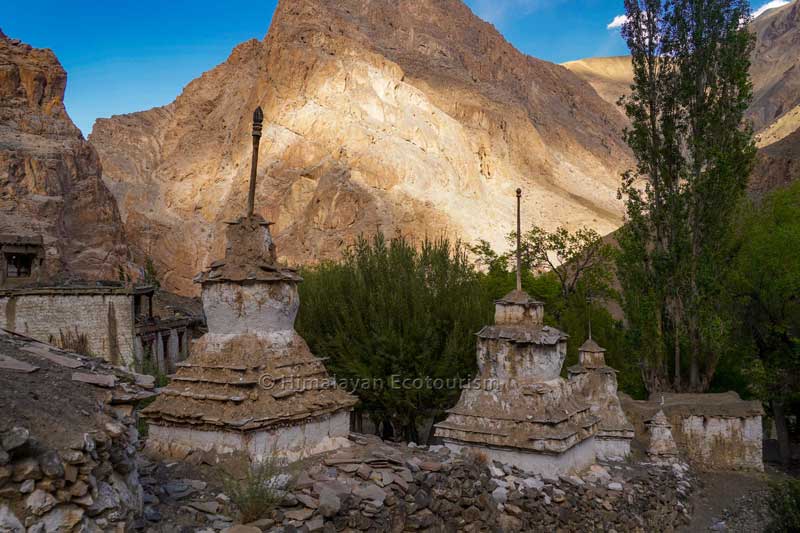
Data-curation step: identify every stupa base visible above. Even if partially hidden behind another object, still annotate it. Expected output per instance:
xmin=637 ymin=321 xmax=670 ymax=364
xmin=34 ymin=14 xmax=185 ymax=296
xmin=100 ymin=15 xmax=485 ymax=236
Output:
xmin=595 ymin=437 xmax=632 ymax=461
xmin=443 ymin=436 xmax=597 ymax=477
xmin=145 ymin=410 xmax=351 ymax=462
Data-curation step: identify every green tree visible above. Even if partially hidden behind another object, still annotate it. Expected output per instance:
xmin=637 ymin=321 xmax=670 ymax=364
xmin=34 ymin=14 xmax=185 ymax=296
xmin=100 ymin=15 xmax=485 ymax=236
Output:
xmin=296 ymin=234 xmax=492 ymax=443
xmin=617 ymin=0 xmax=756 ymax=393
xmin=728 ymin=182 xmax=800 ymax=466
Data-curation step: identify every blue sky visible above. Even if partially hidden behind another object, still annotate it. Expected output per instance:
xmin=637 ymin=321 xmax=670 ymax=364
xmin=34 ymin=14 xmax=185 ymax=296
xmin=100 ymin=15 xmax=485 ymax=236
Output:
xmin=2 ymin=0 xmax=785 ymax=136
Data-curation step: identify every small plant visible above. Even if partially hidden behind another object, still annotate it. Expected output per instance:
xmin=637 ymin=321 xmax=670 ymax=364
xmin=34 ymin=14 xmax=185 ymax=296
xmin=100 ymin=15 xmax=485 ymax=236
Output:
xmin=51 ymin=327 xmax=92 ymax=356
xmin=144 ymin=256 xmax=160 ymax=289
xmin=223 ymin=455 xmax=298 ymax=523
xmin=463 ymin=447 xmax=489 ymax=466
xmin=767 ymin=478 xmax=800 ymax=532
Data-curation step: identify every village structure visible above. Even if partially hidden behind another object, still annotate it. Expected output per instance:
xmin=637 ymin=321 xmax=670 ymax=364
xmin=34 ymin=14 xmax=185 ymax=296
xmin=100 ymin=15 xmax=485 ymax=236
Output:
xmin=0 ymin=234 xmax=203 ymax=372
xmin=141 ymin=108 xmax=358 ymax=462
xmin=0 ymin=105 xmax=774 ymax=532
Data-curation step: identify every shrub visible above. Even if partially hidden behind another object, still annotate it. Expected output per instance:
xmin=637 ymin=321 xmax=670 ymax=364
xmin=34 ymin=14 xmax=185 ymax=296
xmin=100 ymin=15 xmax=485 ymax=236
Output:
xmin=51 ymin=327 xmax=91 ymax=356
xmin=223 ymin=455 xmax=297 ymax=523
xmin=767 ymin=478 xmax=800 ymax=532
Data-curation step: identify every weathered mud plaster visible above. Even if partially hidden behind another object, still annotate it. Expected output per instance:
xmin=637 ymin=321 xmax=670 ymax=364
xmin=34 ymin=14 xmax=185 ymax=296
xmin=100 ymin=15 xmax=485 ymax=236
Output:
xmin=435 ymin=290 xmax=600 ymax=475
xmin=147 ymin=411 xmax=351 ymax=462
xmin=568 ymin=339 xmax=634 ymax=460
xmin=142 ymin=216 xmax=357 ymax=461
xmin=646 ymin=410 xmax=679 ymax=463
xmin=623 ymin=392 xmax=764 ymax=471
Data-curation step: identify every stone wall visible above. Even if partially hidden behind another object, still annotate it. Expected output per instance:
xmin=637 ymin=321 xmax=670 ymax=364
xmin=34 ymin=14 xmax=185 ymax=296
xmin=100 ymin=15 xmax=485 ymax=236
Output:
xmin=622 ymin=392 xmax=764 ymax=472
xmin=0 ymin=293 xmax=135 ymax=366
xmin=0 ymin=422 xmax=143 ymax=532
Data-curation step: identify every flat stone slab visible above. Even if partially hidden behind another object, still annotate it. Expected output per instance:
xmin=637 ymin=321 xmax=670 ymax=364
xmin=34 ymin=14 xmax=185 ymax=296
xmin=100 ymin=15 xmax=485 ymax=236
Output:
xmin=71 ymin=372 xmax=116 ymax=388
xmin=0 ymin=355 xmax=38 ymax=373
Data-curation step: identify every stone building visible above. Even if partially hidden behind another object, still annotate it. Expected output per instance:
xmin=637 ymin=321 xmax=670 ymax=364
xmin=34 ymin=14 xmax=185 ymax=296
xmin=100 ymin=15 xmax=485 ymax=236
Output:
xmin=568 ymin=338 xmax=635 ymax=460
xmin=622 ymin=392 xmax=764 ymax=471
xmin=142 ymin=108 xmax=357 ymax=461
xmin=0 ymin=234 xmax=46 ymax=287
xmin=0 ymin=256 xmax=202 ymax=371
xmin=434 ymin=289 xmax=600 ymax=476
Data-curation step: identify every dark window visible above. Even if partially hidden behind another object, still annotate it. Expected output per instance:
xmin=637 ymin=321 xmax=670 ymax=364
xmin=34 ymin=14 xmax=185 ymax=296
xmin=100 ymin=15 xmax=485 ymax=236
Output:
xmin=6 ymin=253 xmax=35 ymax=278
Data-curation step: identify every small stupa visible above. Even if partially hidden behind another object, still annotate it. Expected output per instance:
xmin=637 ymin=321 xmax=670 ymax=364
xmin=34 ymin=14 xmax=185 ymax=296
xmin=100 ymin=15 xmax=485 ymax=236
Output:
xmin=646 ymin=409 xmax=679 ymax=463
xmin=142 ymin=108 xmax=357 ymax=461
xmin=435 ymin=189 xmax=599 ymax=476
xmin=568 ymin=337 xmax=635 ymax=460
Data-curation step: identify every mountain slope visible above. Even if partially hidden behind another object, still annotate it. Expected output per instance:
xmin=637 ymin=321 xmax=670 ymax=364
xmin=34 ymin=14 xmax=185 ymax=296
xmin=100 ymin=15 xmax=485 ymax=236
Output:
xmin=563 ymin=1 xmax=800 ymax=195
xmin=90 ymin=0 xmax=633 ymax=295
xmin=560 ymin=56 xmax=633 ymax=121
xmin=0 ymin=31 xmax=128 ymax=280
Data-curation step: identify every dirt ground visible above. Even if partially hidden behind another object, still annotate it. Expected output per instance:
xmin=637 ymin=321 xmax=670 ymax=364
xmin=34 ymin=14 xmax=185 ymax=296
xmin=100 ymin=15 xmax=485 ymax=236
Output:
xmin=681 ymin=467 xmax=782 ymax=532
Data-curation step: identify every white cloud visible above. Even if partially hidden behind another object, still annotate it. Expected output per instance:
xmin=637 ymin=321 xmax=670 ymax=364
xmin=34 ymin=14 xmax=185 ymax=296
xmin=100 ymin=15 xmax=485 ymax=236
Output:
xmin=607 ymin=14 xmax=629 ymax=29
xmin=751 ymin=0 xmax=790 ymax=18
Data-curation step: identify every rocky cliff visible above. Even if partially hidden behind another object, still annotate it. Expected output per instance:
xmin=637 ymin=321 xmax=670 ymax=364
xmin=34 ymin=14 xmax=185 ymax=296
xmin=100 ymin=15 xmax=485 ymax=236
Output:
xmin=563 ymin=1 xmax=800 ymax=195
xmin=90 ymin=0 xmax=633 ymax=295
xmin=0 ymin=31 xmax=128 ymax=281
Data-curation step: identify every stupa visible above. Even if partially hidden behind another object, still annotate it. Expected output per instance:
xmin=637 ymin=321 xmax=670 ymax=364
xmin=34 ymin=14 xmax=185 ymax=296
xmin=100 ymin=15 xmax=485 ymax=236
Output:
xmin=434 ymin=190 xmax=599 ymax=476
xmin=646 ymin=409 xmax=679 ymax=463
xmin=142 ymin=108 xmax=357 ymax=461
xmin=568 ymin=338 xmax=635 ymax=460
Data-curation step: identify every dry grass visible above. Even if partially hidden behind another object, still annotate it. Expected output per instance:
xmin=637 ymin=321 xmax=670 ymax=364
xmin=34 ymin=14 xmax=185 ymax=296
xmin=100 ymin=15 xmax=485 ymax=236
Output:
xmin=50 ymin=327 xmax=91 ymax=356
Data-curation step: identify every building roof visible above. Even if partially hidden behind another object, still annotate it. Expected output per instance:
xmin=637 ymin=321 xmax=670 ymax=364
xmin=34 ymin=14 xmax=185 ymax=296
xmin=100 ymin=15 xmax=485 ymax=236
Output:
xmin=0 ymin=234 xmax=43 ymax=246
xmin=496 ymin=289 xmax=543 ymax=306
xmin=0 ymin=282 xmax=155 ymax=297
xmin=194 ymin=215 xmax=301 ymax=285
xmin=476 ymin=324 xmax=568 ymax=345
xmin=579 ymin=338 xmax=606 ymax=352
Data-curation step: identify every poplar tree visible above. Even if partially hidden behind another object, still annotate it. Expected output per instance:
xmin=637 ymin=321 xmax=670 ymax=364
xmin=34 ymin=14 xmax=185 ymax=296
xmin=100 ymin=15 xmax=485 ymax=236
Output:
xmin=617 ymin=0 xmax=756 ymax=392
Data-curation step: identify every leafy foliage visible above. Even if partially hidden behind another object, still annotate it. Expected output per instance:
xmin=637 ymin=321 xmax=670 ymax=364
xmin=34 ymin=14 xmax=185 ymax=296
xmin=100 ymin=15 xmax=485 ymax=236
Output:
xmin=726 ymin=182 xmax=800 ymax=464
xmin=144 ymin=256 xmax=160 ymax=289
xmin=766 ymin=478 xmax=800 ymax=532
xmin=223 ymin=455 xmax=297 ymax=523
xmin=617 ymin=0 xmax=756 ymax=393
xmin=297 ymin=234 xmax=492 ymax=442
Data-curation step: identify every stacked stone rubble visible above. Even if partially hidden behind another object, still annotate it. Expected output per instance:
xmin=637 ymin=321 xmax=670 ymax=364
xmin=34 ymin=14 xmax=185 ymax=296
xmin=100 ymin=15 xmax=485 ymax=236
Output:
xmin=0 ymin=331 xmax=152 ymax=532
xmin=568 ymin=338 xmax=635 ymax=460
xmin=434 ymin=290 xmax=599 ymax=476
xmin=142 ymin=216 xmax=357 ymax=461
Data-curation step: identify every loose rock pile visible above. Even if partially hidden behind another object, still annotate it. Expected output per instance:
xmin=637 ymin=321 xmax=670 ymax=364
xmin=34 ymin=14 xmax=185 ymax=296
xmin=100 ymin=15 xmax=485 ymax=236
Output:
xmin=0 ymin=330 xmax=154 ymax=532
xmin=265 ymin=436 xmax=693 ymax=532
xmin=144 ymin=435 xmax=693 ymax=532
xmin=0 ymin=422 xmax=142 ymax=532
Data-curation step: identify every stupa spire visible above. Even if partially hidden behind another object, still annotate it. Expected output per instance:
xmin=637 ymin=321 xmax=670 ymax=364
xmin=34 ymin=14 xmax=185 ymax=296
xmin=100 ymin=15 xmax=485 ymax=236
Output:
xmin=246 ymin=106 xmax=264 ymax=217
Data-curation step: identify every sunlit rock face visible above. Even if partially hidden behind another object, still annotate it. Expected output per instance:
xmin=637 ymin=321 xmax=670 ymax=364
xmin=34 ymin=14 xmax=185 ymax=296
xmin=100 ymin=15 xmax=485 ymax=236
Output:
xmin=0 ymin=32 xmax=128 ymax=280
xmin=89 ymin=0 xmax=633 ymax=295
xmin=435 ymin=290 xmax=600 ymax=476
xmin=142 ymin=216 xmax=357 ymax=461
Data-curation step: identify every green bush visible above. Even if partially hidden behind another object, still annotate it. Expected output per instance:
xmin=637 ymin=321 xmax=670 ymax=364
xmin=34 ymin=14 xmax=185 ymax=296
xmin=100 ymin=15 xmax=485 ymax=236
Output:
xmin=297 ymin=234 xmax=492 ymax=442
xmin=767 ymin=478 xmax=800 ymax=532
xmin=223 ymin=456 xmax=297 ymax=523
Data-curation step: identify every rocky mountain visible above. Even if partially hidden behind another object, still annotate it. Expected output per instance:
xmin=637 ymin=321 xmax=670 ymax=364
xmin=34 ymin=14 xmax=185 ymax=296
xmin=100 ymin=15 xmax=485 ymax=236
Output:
xmin=563 ymin=1 xmax=800 ymax=196
xmin=560 ymin=56 xmax=633 ymax=121
xmin=90 ymin=0 xmax=633 ymax=295
xmin=749 ymin=0 xmax=800 ymax=134
xmin=0 ymin=31 xmax=128 ymax=281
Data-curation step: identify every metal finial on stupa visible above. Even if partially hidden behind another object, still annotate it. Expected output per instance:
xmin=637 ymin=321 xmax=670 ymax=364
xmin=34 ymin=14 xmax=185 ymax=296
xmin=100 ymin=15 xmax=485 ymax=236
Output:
xmin=247 ymin=106 xmax=264 ymax=217
xmin=515 ymin=188 xmax=522 ymax=291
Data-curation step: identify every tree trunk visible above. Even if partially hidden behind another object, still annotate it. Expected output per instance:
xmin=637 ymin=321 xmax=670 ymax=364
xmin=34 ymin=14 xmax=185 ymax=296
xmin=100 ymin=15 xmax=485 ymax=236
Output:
xmin=674 ymin=318 xmax=681 ymax=391
xmin=773 ymin=400 xmax=791 ymax=468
